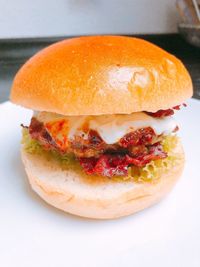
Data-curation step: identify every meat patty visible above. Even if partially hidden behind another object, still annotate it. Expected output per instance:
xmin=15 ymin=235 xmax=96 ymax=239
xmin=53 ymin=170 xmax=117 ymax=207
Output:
xmin=29 ymin=117 xmax=162 ymax=158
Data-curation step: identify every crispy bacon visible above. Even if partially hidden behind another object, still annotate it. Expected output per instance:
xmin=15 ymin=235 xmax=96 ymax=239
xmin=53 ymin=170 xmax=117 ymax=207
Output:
xmin=79 ymin=142 xmax=167 ymax=177
xmin=147 ymin=109 xmax=175 ymax=118
xmin=79 ymin=155 xmax=129 ymax=177
xmin=147 ymin=104 xmax=186 ymax=118
xmin=119 ymin=127 xmax=156 ymax=148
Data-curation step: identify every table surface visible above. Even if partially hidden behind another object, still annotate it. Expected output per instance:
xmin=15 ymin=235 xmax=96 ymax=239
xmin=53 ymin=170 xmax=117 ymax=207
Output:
xmin=0 ymin=34 xmax=199 ymax=103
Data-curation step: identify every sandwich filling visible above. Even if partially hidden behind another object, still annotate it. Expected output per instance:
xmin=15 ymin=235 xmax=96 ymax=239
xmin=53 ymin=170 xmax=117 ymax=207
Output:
xmin=22 ymin=105 xmax=183 ymax=178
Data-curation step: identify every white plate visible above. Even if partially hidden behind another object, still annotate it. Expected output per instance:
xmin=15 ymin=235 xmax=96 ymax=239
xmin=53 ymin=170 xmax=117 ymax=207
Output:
xmin=0 ymin=99 xmax=200 ymax=267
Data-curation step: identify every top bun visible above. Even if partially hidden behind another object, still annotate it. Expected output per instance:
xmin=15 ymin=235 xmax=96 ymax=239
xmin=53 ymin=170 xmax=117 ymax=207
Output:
xmin=10 ymin=36 xmax=192 ymax=115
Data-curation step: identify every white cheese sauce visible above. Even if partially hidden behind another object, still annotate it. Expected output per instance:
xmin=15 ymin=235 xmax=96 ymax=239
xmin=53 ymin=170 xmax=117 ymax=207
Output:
xmin=35 ymin=112 xmax=177 ymax=145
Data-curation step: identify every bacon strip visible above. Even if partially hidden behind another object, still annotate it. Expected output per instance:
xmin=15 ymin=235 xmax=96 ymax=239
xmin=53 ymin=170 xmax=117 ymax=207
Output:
xmin=79 ymin=142 xmax=167 ymax=177
xmin=119 ymin=127 xmax=156 ymax=148
xmin=147 ymin=104 xmax=186 ymax=118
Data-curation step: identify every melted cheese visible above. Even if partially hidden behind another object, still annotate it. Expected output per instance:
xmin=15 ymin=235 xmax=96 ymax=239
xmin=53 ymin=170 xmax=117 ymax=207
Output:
xmin=36 ymin=112 xmax=177 ymax=144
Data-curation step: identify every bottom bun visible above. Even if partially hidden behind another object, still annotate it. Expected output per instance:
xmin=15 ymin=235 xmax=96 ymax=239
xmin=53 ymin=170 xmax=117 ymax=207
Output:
xmin=21 ymin=140 xmax=184 ymax=219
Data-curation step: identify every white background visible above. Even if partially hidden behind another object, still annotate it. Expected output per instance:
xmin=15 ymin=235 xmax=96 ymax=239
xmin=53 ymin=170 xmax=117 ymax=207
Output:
xmin=0 ymin=0 xmax=178 ymax=38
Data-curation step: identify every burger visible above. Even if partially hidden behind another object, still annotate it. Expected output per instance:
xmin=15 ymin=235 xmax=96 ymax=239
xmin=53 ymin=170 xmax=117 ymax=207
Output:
xmin=10 ymin=36 xmax=193 ymax=219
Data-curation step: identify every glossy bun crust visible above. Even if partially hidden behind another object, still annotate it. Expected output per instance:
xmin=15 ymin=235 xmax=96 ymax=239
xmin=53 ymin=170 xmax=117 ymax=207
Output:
xmin=11 ymin=36 xmax=192 ymax=115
